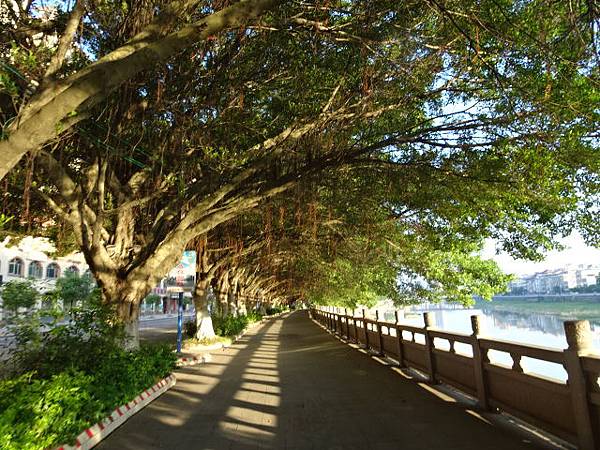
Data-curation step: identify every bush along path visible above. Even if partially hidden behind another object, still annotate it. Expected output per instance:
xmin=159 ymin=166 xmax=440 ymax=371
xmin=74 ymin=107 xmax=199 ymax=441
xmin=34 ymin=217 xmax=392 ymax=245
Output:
xmin=53 ymin=311 xmax=292 ymax=449
xmin=54 ymin=375 xmax=176 ymax=450
xmin=0 ymin=305 xmax=178 ymax=450
xmin=182 ymin=308 xmax=289 ymax=354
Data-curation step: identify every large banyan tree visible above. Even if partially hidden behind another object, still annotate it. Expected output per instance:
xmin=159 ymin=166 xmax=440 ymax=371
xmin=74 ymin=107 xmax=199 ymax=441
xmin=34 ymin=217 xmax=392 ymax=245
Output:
xmin=1 ymin=0 xmax=598 ymax=344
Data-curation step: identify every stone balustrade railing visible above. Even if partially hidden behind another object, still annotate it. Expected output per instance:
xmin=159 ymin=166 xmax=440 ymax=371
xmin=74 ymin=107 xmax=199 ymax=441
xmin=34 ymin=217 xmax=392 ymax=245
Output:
xmin=311 ymin=307 xmax=600 ymax=450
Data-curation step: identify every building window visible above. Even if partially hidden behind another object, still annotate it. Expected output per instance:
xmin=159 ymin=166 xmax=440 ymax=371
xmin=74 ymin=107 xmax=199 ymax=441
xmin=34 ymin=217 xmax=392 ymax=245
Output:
xmin=28 ymin=261 xmax=43 ymax=279
xmin=8 ymin=258 xmax=24 ymax=277
xmin=66 ymin=265 xmax=80 ymax=275
xmin=46 ymin=263 xmax=60 ymax=279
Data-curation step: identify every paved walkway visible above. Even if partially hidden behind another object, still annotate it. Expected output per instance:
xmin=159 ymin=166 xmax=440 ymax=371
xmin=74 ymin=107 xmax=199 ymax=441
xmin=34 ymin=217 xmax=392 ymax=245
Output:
xmin=98 ymin=311 xmax=547 ymax=450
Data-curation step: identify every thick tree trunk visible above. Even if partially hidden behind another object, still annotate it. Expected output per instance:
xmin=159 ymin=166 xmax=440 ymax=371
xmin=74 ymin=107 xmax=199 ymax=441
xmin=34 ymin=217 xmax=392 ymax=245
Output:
xmin=193 ymin=281 xmax=215 ymax=339
xmin=98 ymin=273 xmax=149 ymax=349
xmin=115 ymin=301 xmax=141 ymax=350
xmin=238 ymin=299 xmax=247 ymax=316
xmin=218 ymin=291 xmax=229 ymax=317
xmin=228 ymin=290 xmax=238 ymax=317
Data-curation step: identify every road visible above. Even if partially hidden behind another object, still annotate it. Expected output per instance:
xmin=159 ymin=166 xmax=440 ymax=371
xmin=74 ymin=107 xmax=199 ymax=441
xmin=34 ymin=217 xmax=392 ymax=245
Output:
xmin=140 ymin=314 xmax=194 ymax=343
xmin=97 ymin=310 xmax=548 ymax=450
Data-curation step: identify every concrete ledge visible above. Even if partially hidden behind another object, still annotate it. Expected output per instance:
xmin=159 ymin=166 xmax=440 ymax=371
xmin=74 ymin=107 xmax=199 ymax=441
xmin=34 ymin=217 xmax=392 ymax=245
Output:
xmin=54 ymin=374 xmax=176 ymax=450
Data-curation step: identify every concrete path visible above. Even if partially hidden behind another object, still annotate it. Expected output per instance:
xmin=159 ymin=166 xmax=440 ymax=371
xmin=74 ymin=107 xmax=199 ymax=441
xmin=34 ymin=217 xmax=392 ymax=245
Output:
xmin=98 ymin=311 xmax=546 ymax=450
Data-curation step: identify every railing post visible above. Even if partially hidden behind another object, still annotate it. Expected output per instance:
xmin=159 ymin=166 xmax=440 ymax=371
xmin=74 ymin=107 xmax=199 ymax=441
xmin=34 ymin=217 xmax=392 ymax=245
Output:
xmin=376 ymin=310 xmax=384 ymax=356
xmin=344 ymin=308 xmax=349 ymax=339
xmin=333 ymin=310 xmax=338 ymax=333
xmin=564 ymin=320 xmax=597 ymax=450
xmin=333 ymin=309 xmax=338 ymax=334
xmin=423 ymin=312 xmax=437 ymax=383
xmin=363 ymin=308 xmax=369 ymax=349
xmin=395 ymin=310 xmax=405 ymax=367
xmin=353 ymin=308 xmax=359 ymax=344
xmin=471 ymin=315 xmax=489 ymax=410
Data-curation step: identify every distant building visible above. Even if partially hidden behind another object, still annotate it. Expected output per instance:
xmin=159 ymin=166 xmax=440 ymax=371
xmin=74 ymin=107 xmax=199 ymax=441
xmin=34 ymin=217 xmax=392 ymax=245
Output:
xmin=0 ymin=236 xmax=89 ymax=319
xmin=508 ymin=264 xmax=600 ymax=295
xmin=0 ymin=236 xmax=88 ymax=289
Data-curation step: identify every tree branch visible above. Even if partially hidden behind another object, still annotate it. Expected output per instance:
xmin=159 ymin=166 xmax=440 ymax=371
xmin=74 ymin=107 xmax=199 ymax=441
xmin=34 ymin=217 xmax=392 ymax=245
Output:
xmin=43 ymin=0 xmax=86 ymax=82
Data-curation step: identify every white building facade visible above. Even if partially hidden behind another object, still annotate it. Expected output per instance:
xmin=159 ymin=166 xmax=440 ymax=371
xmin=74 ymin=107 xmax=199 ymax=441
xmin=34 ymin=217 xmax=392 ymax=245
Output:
xmin=0 ymin=237 xmax=88 ymax=318
xmin=508 ymin=265 xmax=600 ymax=295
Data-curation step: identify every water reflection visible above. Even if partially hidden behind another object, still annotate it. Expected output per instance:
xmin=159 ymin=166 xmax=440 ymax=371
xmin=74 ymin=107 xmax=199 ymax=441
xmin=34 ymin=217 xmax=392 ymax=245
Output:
xmin=481 ymin=308 xmax=568 ymax=336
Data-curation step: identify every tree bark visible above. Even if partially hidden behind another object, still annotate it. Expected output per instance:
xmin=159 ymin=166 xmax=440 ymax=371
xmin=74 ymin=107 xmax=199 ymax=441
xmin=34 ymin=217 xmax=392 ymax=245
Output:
xmin=238 ymin=298 xmax=248 ymax=316
xmin=43 ymin=0 xmax=86 ymax=81
xmin=228 ymin=290 xmax=238 ymax=317
xmin=193 ymin=280 xmax=215 ymax=339
xmin=114 ymin=298 xmax=141 ymax=349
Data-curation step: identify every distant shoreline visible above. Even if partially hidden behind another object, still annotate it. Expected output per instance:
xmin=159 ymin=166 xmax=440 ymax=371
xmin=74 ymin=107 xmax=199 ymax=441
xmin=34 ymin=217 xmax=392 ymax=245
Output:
xmin=479 ymin=296 xmax=600 ymax=322
xmin=492 ymin=294 xmax=600 ymax=302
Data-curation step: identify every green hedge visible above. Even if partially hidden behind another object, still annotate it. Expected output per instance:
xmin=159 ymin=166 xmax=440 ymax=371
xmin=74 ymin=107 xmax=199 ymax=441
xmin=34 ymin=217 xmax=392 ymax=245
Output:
xmin=265 ymin=306 xmax=288 ymax=315
xmin=212 ymin=312 xmax=263 ymax=337
xmin=0 ymin=305 xmax=177 ymax=450
xmin=184 ymin=312 xmax=263 ymax=339
xmin=0 ymin=344 xmax=176 ymax=450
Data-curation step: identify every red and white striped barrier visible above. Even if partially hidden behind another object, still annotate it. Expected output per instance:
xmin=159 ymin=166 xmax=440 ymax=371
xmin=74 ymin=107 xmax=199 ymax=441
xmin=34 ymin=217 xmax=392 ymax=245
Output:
xmin=54 ymin=375 xmax=176 ymax=450
xmin=177 ymin=353 xmax=212 ymax=367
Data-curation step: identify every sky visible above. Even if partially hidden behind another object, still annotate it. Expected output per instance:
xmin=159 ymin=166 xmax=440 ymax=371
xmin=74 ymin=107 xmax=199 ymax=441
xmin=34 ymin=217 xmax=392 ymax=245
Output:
xmin=481 ymin=232 xmax=600 ymax=277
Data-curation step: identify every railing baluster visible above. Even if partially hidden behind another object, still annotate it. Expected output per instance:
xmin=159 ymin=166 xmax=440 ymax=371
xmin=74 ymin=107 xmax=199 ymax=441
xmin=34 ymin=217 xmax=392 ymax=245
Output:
xmin=376 ymin=310 xmax=384 ymax=356
xmin=344 ymin=308 xmax=349 ymax=339
xmin=511 ymin=353 xmax=523 ymax=373
xmin=353 ymin=309 xmax=359 ymax=344
xmin=362 ymin=309 xmax=369 ymax=350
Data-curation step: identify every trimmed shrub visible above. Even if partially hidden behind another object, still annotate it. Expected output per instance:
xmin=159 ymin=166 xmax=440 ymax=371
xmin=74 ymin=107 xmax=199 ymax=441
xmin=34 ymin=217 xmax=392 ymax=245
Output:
xmin=0 ymin=304 xmax=177 ymax=450
xmin=212 ymin=312 xmax=263 ymax=337
xmin=266 ymin=306 xmax=288 ymax=315
xmin=185 ymin=313 xmax=263 ymax=339
xmin=1 ymin=280 xmax=38 ymax=314
xmin=0 ymin=370 xmax=100 ymax=450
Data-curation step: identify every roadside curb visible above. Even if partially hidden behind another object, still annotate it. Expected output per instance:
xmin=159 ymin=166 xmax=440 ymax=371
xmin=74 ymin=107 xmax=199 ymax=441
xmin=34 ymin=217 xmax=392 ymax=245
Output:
xmin=54 ymin=374 xmax=176 ymax=450
xmin=176 ymin=353 xmax=212 ymax=367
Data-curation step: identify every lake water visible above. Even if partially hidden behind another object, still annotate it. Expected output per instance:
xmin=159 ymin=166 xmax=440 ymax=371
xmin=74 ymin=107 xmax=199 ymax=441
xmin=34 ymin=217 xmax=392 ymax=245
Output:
xmin=390 ymin=306 xmax=600 ymax=382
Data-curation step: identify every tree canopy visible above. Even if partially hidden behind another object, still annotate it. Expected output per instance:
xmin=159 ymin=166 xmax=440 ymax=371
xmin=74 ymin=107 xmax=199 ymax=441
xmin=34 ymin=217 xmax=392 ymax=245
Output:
xmin=0 ymin=0 xmax=598 ymax=341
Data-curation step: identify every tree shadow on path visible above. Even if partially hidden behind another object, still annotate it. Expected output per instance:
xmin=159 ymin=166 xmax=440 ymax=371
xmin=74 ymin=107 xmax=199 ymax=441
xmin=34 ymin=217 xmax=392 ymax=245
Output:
xmin=98 ymin=311 xmax=545 ymax=450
